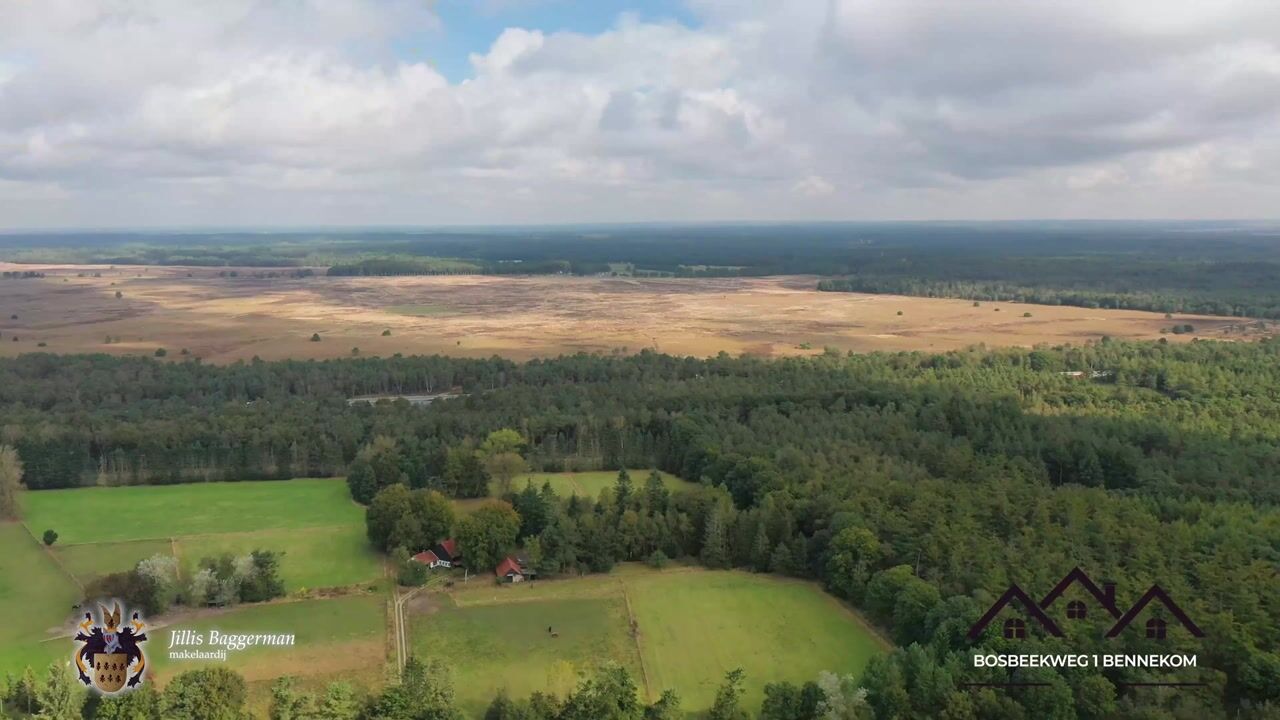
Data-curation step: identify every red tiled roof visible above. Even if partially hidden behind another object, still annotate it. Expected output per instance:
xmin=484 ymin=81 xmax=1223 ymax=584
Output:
xmin=412 ymin=550 xmax=439 ymax=565
xmin=495 ymin=556 xmax=523 ymax=577
xmin=439 ymin=539 xmax=459 ymax=557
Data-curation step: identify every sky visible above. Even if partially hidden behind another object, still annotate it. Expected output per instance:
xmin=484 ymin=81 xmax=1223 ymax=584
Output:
xmin=1 ymin=0 xmax=1279 ymax=228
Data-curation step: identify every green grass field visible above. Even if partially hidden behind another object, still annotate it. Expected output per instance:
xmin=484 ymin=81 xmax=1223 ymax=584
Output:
xmin=20 ymin=478 xmax=361 ymax=543
xmin=19 ymin=479 xmax=381 ymax=592
xmin=174 ymin=525 xmax=382 ymax=591
xmin=505 ymin=470 xmax=694 ymax=499
xmin=56 ymin=538 xmax=174 ymax=584
xmin=409 ymin=567 xmax=884 ymax=716
xmin=152 ymin=594 xmax=386 ymax=685
xmin=0 ymin=523 xmax=81 ymax=675
xmin=629 ymin=571 xmax=884 ymax=710
xmin=415 ymin=597 xmax=642 ymax=715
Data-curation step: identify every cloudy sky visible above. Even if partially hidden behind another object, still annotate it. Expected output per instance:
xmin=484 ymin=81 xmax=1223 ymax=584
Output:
xmin=1 ymin=0 xmax=1279 ymax=228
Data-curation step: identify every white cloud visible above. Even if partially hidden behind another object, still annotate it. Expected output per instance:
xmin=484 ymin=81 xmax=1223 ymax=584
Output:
xmin=793 ymin=175 xmax=835 ymax=197
xmin=0 ymin=0 xmax=1278 ymax=226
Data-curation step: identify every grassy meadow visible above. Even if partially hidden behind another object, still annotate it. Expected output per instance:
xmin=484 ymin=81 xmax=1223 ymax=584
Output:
xmin=414 ymin=596 xmax=642 ymax=715
xmin=504 ymin=469 xmax=694 ymax=499
xmin=19 ymin=479 xmax=382 ymax=593
xmin=20 ymin=478 xmax=362 ymax=543
xmin=0 ymin=523 xmax=81 ymax=675
xmin=409 ymin=566 xmax=884 ymax=716
xmin=151 ymin=594 xmax=387 ymax=685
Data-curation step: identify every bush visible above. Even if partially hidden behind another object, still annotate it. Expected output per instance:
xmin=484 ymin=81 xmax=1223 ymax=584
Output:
xmin=310 ymin=333 xmax=321 ymax=342
xmin=115 ymin=290 xmax=123 ymax=299
xmin=1023 ymin=312 xmax=1032 ymax=317
xmin=382 ymin=329 xmax=392 ymax=336
xmin=648 ymin=550 xmax=669 ymax=569
xmin=154 ymin=348 xmax=167 ymax=357
xmin=42 ymin=529 xmax=58 ymax=546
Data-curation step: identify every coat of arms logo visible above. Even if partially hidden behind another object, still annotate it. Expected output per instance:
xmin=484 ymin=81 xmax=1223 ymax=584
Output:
xmin=72 ymin=601 xmax=148 ymax=693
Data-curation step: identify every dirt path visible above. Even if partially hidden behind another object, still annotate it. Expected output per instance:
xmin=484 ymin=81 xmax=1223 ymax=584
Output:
xmin=619 ymin=579 xmax=656 ymax=702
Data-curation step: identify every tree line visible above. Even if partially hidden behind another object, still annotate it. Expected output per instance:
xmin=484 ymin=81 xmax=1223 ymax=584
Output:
xmin=2 ymin=658 xmax=870 ymax=719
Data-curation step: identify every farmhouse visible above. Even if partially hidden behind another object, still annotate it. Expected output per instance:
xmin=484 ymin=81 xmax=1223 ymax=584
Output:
xmin=495 ymin=556 xmax=533 ymax=583
xmin=413 ymin=539 xmax=462 ymax=569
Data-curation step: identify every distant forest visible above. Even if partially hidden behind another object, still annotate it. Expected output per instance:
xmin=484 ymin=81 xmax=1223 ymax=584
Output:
xmin=4 ymin=222 xmax=1280 ymax=318
xmin=2 ymin=339 xmax=1279 ymax=718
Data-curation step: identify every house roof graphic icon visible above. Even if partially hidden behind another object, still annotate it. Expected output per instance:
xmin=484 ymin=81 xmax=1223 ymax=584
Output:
xmin=1104 ymin=584 xmax=1205 ymax=638
xmin=967 ymin=568 xmax=1203 ymax=641
xmin=967 ymin=584 xmax=1063 ymax=640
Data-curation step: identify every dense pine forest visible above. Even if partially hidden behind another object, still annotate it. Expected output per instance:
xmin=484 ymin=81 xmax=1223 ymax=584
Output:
xmin=2 ymin=338 xmax=1279 ymax=718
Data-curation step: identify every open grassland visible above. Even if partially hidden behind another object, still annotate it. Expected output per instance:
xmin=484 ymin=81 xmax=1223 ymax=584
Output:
xmin=20 ymin=478 xmax=360 ymax=543
xmin=150 ymin=594 xmax=386 ymax=686
xmin=0 ymin=264 xmax=1249 ymax=363
xmin=628 ymin=571 xmax=885 ymax=710
xmin=453 ymin=470 xmax=694 ymax=515
xmin=410 ymin=566 xmax=884 ymax=716
xmin=56 ymin=539 xmax=174 ymax=585
xmin=174 ymin=525 xmax=381 ymax=591
xmin=21 ymin=479 xmax=382 ymax=591
xmin=0 ymin=523 xmax=81 ymax=675
xmin=414 ymin=597 xmax=642 ymax=716
xmin=506 ymin=470 xmax=692 ymax=499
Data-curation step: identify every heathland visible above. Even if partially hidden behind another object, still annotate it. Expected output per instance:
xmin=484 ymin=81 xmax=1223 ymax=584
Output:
xmin=0 ymin=266 xmax=1247 ymax=363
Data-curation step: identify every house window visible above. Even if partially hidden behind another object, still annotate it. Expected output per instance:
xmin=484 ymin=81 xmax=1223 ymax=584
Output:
xmin=1066 ymin=600 xmax=1087 ymax=620
xmin=1145 ymin=618 xmax=1167 ymax=640
xmin=1003 ymin=618 xmax=1026 ymax=640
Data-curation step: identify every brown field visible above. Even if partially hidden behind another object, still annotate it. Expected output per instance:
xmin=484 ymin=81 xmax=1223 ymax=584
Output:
xmin=0 ymin=263 xmax=1259 ymax=363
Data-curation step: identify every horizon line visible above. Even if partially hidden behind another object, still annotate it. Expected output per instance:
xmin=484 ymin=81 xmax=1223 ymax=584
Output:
xmin=4 ymin=218 xmax=1280 ymax=235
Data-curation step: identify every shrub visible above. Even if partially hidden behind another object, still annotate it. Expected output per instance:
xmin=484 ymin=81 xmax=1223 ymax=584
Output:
xmin=42 ymin=529 xmax=58 ymax=546
xmin=115 ymin=290 xmax=123 ymax=299
xmin=648 ymin=550 xmax=669 ymax=569
xmin=310 ymin=333 xmax=321 ymax=342
xmin=1023 ymin=312 xmax=1032 ymax=317
xmin=382 ymin=329 xmax=392 ymax=336
xmin=154 ymin=348 xmax=167 ymax=357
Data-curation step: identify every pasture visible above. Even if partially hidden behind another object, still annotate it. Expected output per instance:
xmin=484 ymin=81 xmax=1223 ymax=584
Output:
xmin=151 ymin=594 xmax=386 ymax=685
xmin=0 ymin=265 xmax=1239 ymax=363
xmin=0 ymin=523 xmax=81 ymax=675
xmin=506 ymin=469 xmax=693 ymax=499
xmin=20 ymin=479 xmax=382 ymax=591
xmin=20 ymin=478 xmax=361 ymax=543
xmin=409 ymin=566 xmax=885 ymax=716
